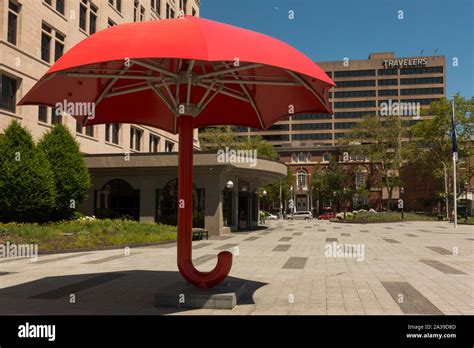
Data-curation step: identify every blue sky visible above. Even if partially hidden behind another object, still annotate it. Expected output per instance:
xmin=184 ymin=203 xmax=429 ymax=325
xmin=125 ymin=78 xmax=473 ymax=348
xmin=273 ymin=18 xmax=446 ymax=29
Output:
xmin=201 ymin=0 xmax=473 ymax=98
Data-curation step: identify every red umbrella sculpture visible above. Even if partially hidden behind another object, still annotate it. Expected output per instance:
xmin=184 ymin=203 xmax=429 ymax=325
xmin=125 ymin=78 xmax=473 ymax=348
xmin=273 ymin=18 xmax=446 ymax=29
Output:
xmin=19 ymin=16 xmax=335 ymax=288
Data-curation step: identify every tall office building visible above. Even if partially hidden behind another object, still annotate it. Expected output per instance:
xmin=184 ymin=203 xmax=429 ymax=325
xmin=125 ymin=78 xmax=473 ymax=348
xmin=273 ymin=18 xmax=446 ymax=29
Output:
xmin=1 ymin=0 xmax=200 ymax=154
xmin=234 ymin=52 xmax=446 ymax=148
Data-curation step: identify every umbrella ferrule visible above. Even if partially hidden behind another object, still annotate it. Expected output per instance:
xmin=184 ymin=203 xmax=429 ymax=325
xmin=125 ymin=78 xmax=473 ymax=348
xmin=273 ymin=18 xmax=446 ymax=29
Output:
xmin=175 ymin=103 xmax=199 ymax=117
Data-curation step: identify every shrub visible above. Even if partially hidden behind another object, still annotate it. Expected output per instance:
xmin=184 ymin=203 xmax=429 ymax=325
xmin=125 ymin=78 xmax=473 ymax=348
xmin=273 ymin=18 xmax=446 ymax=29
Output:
xmin=0 ymin=121 xmax=56 ymax=222
xmin=38 ymin=124 xmax=91 ymax=220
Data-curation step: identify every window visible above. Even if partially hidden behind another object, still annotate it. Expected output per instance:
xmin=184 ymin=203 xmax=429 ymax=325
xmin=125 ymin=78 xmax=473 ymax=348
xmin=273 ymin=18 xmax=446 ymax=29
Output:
xmin=151 ymin=0 xmax=160 ymax=14
xmin=181 ymin=0 xmax=188 ymax=14
xmin=378 ymin=89 xmax=398 ymax=96
xmin=41 ymin=23 xmax=65 ymax=63
xmin=400 ymin=77 xmax=443 ymax=85
xmin=334 ymin=101 xmax=376 ymax=108
xmin=165 ymin=140 xmax=174 ymax=152
xmin=355 ymin=171 xmax=366 ymax=189
xmin=399 ymin=66 xmax=443 ymax=75
xmin=334 ymin=70 xmax=375 ymax=78
xmin=378 ymin=69 xmax=398 ymax=76
xmin=134 ymin=1 xmax=146 ymax=21
xmin=108 ymin=0 xmax=121 ymax=12
xmin=76 ymin=120 xmax=83 ymax=133
xmin=322 ymin=153 xmax=331 ymax=162
xmin=85 ymin=125 xmax=94 ymax=137
xmin=292 ymin=123 xmax=332 ymax=130
xmin=79 ymin=2 xmax=87 ymax=30
xmin=7 ymin=1 xmax=20 ymax=46
xmin=261 ymin=134 xmax=290 ymax=141
xmin=54 ymin=32 xmax=65 ymax=61
xmin=105 ymin=124 xmax=120 ymax=144
xmin=336 ymin=80 xmax=376 ymax=87
xmin=335 ymin=122 xmax=356 ymax=129
xmin=378 ymin=79 xmax=398 ymax=86
xmin=130 ymin=127 xmax=143 ymax=151
xmin=400 ymin=87 xmax=444 ymax=96
xmin=267 ymin=124 xmax=289 ymax=131
xmin=108 ymin=18 xmax=116 ymax=27
xmin=149 ymin=134 xmax=160 ymax=152
xmin=39 ymin=106 xmax=48 ymax=123
xmin=51 ymin=107 xmax=62 ymax=124
xmin=334 ymin=90 xmax=376 ymax=98
xmin=90 ymin=4 xmax=98 ymax=34
xmin=293 ymin=133 xmax=331 ymax=141
xmin=292 ymin=113 xmax=331 ymax=120
xmin=0 ymin=74 xmax=19 ymax=112
xmin=166 ymin=3 xmax=175 ymax=18
xmin=56 ymin=0 xmax=65 ymax=14
xmin=297 ymin=169 xmax=307 ymax=187
xmin=334 ymin=111 xmax=376 ymax=119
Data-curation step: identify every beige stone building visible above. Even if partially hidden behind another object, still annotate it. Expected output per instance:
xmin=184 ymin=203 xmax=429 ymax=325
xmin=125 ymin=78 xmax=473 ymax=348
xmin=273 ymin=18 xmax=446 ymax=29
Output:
xmin=1 ymin=0 xmax=200 ymax=154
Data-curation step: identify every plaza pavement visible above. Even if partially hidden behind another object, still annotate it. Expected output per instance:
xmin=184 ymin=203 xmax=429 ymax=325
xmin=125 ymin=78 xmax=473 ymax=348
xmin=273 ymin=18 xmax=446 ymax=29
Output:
xmin=0 ymin=219 xmax=472 ymax=315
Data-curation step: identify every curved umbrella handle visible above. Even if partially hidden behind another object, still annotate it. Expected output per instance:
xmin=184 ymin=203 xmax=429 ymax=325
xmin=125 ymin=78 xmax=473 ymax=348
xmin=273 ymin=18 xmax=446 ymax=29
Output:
xmin=177 ymin=115 xmax=233 ymax=288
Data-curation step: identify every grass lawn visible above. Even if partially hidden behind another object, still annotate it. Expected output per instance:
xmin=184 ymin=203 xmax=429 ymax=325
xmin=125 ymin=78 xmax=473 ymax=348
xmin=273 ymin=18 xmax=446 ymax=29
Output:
xmin=331 ymin=212 xmax=437 ymax=223
xmin=0 ymin=219 xmax=177 ymax=252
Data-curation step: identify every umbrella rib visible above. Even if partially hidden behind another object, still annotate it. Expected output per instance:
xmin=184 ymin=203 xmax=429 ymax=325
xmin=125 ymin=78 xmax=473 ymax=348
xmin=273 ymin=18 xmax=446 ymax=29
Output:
xmin=162 ymin=79 xmax=178 ymax=108
xmin=131 ymin=59 xmax=178 ymax=78
xmin=198 ymin=84 xmax=225 ymax=113
xmin=197 ymin=83 xmax=249 ymax=103
xmin=285 ymin=70 xmax=328 ymax=109
xmin=196 ymin=80 xmax=216 ymax=109
xmin=95 ymin=65 xmax=131 ymax=106
xmin=202 ymin=79 xmax=300 ymax=86
xmin=151 ymin=84 xmax=175 ymax=113
xmin=198 ymin=63 xmax=262 ymax=79
xmin=223 ymin=65 xmax=265 ymax=129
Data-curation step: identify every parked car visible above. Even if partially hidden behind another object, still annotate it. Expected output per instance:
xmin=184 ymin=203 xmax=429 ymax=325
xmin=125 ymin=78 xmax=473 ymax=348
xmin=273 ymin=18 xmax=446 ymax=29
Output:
xmin=288 ymin=211 xmax=313 ymax=220
xmin=267 ymin=214 xmax=278 ymax=220
xmin=318 ymin=212 xmax=336 ymax=220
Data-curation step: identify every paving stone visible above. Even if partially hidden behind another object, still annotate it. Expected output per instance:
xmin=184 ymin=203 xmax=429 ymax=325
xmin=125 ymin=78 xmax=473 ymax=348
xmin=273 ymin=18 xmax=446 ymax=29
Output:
xmin=292 ymin=232 xmax=303 ymax=236
xmin=33 ymin=253 xmax=91 ymax=265
xmin=83 ymin=253 xmax=140 ymax=264
xmin=30 ymin=273 xmax=126 ymax=299
xmin=192 ymin=243 xmax=213 ymax=249
xmin=326 ymin=238 xmax=338 ymax=242
xmin=420 ymin=260 xmax=466 ymax=275
xmin=383 ymin=238 xmax=400 ymax=244
xmin=318 ymin=229 xmax=327 ymax=232
xmin=193 ymin=254 xmax=217 ymax=266
xmin=272 ymin=245 xmax=291 ymax=252
xmin=341 ymin=233 xmax=351 ymax=236
xmin=282 ymin=257 xmax=307 ymax=269
xmin=278 ymin=237 xmax=292 ymax=242
xmin=243 ymin=236 xmax=260 ymax=241
xmin=214 ymin=243 xmax=239 ymax=250
xmin=405 ymin=234 xmax=418 ymax=237
xmin=381 ymin=281 xmax=443 ymax=314
xmin=209 ymin=236 xmax=234 ymax=240
xmin=360 ymin=230 xmax=369 ymax=233
xmin=426 ymin=246 xmax=452 ymax=255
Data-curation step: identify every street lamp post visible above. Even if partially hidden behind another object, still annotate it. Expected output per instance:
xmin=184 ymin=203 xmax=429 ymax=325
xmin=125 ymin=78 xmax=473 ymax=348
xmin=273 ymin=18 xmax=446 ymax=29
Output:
xmin=400 ymin=187 xmax=405 ymax=220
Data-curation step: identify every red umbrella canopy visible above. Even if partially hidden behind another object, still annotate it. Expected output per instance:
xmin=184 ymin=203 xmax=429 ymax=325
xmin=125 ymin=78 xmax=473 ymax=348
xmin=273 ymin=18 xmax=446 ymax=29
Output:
xmin=19 ymin=15 xmax=334 ymax=133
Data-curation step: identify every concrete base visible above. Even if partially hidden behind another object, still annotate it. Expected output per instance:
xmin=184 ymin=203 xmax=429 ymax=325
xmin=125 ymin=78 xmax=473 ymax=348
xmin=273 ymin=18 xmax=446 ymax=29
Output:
xmin=155 ymin=280 xmax=248 ymax=309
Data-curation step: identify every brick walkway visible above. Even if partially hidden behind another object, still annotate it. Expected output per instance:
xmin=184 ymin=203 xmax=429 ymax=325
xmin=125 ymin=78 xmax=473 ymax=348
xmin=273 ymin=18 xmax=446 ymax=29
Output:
xmin=0 ymin=220 xmax=472 ymax=315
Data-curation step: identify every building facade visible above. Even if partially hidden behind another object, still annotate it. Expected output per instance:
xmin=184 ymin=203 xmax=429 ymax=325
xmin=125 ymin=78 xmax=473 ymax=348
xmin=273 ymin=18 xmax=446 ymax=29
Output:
xmin=234 ymin=52 xmax=446 ymax=147
xmin=234 ymin=52 xmax=447 ymax=213
xmin=1 ymin=0 xmax=200 ymax=154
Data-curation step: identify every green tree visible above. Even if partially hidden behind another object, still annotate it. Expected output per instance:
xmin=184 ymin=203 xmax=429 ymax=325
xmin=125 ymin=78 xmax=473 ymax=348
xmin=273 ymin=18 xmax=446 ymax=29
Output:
xmin=341 ymin=115 xmax=406 ymax=210
xmin=199 ymin=127 xmax=278 ymax=160
xmin=311 ymin=155 xmax=351 ymax=212
xmin=38 ymin=124 xmax=91 ymax=220
xmin=405 ymin=95 xmax=473 ymax=201
xmin=259 ymin=167 xmax=293 ymax=212
xmin=0 ymin=121 xmax=56 ymax=222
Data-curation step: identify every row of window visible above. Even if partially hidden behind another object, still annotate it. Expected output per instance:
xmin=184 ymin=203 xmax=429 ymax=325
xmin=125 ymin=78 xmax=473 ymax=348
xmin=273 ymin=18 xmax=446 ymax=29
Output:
xmin=334 ymin=111 xmax=376 ymax=119
xmin=378 ymin=89 xmax=398 ymax=96
xmin=293 ymin=133 xmax=332 ymax=140
xmin=334 ymin=122 xmax=356 ymax=129
xmin=6 ymin=0 xmax=196 ymax=51
xmin=400 ymin=77 xmax=444 ymax=85
xmin=334 ymin=90 xmax=376 ymax=98
xmin=292 ymin=113 xmax=332 ymax=120
xmin=328 ymin=66 xmax=444 ymax=79
xmin=336 ymin=80 xmax=376 ymax=87
xmin=35 ymin=104 xmax=175 ymax=152
xmin=334 ymin=101 xmax=376 ymax=108
xmin=293 ymin=123 xmax=331 ymax=130
xmin=378 ymin=79 xmax=398 ymax=86
xmin=400 ymin=87 xmax=444 ymax=95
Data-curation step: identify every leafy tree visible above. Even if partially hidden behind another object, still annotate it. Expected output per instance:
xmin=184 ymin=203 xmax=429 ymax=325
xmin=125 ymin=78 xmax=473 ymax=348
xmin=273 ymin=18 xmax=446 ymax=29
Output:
xmin=0 ymin=121 xmax=56 ymax=222
xmin=404 ymin=95 xmax=473 ymax=203
xmin=259 ymin=167 xmax=293 ymax=212
xmin=341 ymin=115 xmax=406 ymax=210
xmin=38 ymin=124 xmax=91 ymax=220
xmin=199 ymin=126 xmax=278 ymax=160
xmin=311 ymin=155 xmax=352 ymax=212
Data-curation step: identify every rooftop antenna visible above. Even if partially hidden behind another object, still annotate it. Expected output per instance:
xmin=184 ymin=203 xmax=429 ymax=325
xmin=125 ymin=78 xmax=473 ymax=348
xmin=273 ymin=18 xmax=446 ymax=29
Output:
xmin=434 ymin=48 xmax=438 ymax=56
xmin=420 ymin=49 xmax=424 ymax=56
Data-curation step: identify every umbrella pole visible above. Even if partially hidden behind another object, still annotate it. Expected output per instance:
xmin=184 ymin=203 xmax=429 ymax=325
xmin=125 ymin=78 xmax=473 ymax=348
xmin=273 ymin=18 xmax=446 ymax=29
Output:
xmin=177 ymin=115 xmax=233 ymax=288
